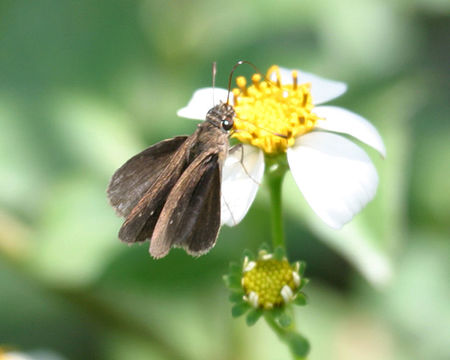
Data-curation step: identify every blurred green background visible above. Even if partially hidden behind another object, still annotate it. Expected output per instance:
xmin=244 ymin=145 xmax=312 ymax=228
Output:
xmin=0 ymin=1 xmax=449 ymax=359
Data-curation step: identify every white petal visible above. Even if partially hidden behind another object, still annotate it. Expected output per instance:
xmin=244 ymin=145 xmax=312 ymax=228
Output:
xmin=271 ymin=67 xmax=347 ymax=105
xmin=221 ymin=145 xmax=264 ymax=226
xmin=244 ymin=260 xmax=256 ymax=273
xmin=281 ymin=285 xmax=294 ymax=303
xmin=177 ymin=87 xmax=230 ymax=120
xmin=314 ymin=106 xmax=386 ymax=157
xmin=248 ymin=291 xmax=259 ymax=308
xmin=287 ymin=132 xmax=378 ymax=229
xmin=261 ymin=253 xmax=273 ymax=260
xmin=292 ymin=271 xmax=301 ymax=287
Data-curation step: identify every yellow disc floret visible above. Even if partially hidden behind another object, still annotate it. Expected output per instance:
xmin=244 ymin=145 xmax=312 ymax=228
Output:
xmin=241 ymin=254 xmax=301 ymax=309
xmin=232 ymin=65 xmax=320 ymax=155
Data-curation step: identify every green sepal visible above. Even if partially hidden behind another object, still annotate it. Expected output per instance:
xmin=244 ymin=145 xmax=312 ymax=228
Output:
xmin=269 ymin=307 xmax=290 ymax=328
xmin=274 ymin=246 xmax=285 ymax=261
xmin=298 ymin=261 xmax=306 ymax=276
xmin=231 ymin=303 xmax=251 ymax=318
xmin=285 ymin=332 xmax=310 ymax=358
xmin=223 ymin=275 xmax=242 ymax=291
xmin=241 ymin=249 xmax=255 ymax=262
xmin=246 ymin=308 xmax=263 ymax=326
xmin=228 ymin=262 xmax=242 ymax=277
xmin=293 ymin=292 xmax=308 ymax=306
xmin=229 ymin=291 xmax=245 ymax=303
xmin=225 ymin=274 xmax=242 ymax=288
xmin=264 ymin=307 xmax=278 ymax=325
xmin=270 ymin=307 xmax=282 ymax=318
xmin=300 ymin=277 xmax=309 ymax=289
xmin=258 ymin=242 xmax=271 ymax=253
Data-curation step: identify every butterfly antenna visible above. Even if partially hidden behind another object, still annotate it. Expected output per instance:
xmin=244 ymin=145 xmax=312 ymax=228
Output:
xmin=212 ymin=62 xmax=217 ymax=106
xmin=226 ymin=61 xmax=287 ymax=139
xmin=231 ymin=120 xmax=288 ymax=139
xmin=226 ymin=60 xmax=267 ymax=104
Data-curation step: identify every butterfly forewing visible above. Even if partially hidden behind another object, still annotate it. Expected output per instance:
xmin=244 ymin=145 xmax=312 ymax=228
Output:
xmin=107 ymin=136 xmax=188 ymax=217
xmin=117 ymin=137 xmax=196 ymax=243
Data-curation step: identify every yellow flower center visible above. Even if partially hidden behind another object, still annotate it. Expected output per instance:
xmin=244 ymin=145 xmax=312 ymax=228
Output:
xmin=232 ymin=65 xmax=320 ymax=155
xmin=242 ymin=257 xmax=299 ymax=309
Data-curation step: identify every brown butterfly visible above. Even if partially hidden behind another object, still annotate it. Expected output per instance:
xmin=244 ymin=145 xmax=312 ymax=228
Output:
xmin=107 ymin=102 xmax=235 ymax=258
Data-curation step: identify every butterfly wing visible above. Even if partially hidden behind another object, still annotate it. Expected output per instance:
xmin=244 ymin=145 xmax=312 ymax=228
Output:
xmin=107 ymin=136 xmax=188 ymax=217
xmin=182 ymin=164 xmax=221 ymax=255
xmin=117 ymin=137 xmax=198 ymax=244
xmin=149 ymin=151 xmax=222 ymax=258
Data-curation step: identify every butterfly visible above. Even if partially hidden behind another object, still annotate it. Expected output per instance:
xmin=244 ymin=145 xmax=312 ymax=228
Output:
xmin=107 ymin=102 xmax=238 ymax=258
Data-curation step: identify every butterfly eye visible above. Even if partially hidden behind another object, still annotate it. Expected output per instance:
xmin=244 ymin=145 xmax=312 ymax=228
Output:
xmin=222 ymin=117 xmax=234 ymax=131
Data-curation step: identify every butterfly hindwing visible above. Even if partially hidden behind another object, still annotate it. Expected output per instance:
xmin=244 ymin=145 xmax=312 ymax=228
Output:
xmin=149 ymin=152 xmax=222 ymax=258
xmin=183 ymin=163 xmax=221 ymax=255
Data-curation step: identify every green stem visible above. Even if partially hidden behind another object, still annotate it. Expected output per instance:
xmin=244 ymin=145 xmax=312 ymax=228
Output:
xmin=263 ymin=155 xmax=309 ymax=360
xmin=264 ymin=313 xmax=308 ymax=360
xmin=264 ymin=311 xmax=287 ymax=337
xmin=265 ymin=154 xmax=288 ymax=250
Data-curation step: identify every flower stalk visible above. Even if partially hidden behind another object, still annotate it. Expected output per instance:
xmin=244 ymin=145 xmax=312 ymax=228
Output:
xmin=262 ymin=154 xmax=309 ymax=359
xmin=264 ymin=312 xmax=309 ymax=360
xmin=265 ymin=154 xmax=289 ymax=250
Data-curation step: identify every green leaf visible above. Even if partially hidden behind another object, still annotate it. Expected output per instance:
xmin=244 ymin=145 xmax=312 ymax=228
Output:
xmin=293 ymin=292 xmax=308 ymax=306
xmin=246 ymin=308 xmax=263 ymax=326
xmin=285 ymin=332 xmax=310 ymax=358
xmin=231 ymin=303 xmax=250 ymax=318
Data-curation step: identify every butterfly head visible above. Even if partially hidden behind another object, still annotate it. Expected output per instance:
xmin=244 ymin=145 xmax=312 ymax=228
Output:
xmin=206 ymin=102 xmax=235 ymax=132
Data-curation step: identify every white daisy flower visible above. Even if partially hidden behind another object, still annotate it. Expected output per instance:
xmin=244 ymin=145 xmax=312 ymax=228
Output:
xmin=177 ymin=65 xmax=385 ymax=229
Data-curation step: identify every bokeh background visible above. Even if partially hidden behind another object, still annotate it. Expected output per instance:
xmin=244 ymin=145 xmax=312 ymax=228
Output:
xmin=1 ymin=1 xmax=449 ymax=359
